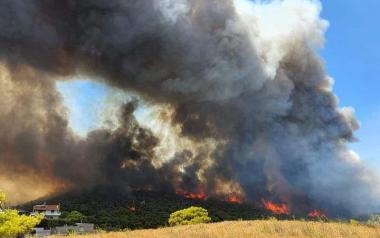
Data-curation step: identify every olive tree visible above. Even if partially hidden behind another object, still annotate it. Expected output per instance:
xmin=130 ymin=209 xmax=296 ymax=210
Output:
xmin=168 ymin=206 xmax=211 ymax=226
xmin=0 ymin=192 xmax=43 ymax=238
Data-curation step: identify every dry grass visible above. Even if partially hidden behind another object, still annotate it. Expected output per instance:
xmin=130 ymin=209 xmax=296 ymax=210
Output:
xmin=50 ymin=220 xmax=380 ymax=238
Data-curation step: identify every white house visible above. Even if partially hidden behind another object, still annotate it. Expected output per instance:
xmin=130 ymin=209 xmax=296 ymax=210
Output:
xmin=31 ymin=204 xmax=61 ymax=219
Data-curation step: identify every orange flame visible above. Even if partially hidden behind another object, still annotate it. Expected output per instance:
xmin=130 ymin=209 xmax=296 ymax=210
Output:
xmin=308 ymin=210 xmax=327 ymax=219
xmin=226 ymin=195 xmax=243 ymax=204
xmin=128 ymin=206 xmax=136 ymax=212
xmin=262 ymin=199 xmax=290 ymax=215
xmin=176 ymin=188 xmax=207 ymax=200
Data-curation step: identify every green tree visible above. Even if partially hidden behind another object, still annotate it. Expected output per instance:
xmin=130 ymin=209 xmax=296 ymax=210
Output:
xmin=64 ymin=211 xmax=85 ymax=223
xmin=60 ymin=211 xmax=86 ymax=223
xmin=0 ymin=192 xmax=43 ymax=238
xmin=367 ymin=214 xmax=380 ymax=227
xmin=168 ymin=206 xmax=211 ymax=226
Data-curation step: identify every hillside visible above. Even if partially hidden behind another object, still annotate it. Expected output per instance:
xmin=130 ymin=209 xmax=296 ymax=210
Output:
xmin=50 ymin=220 xmax=380 ymax=238
xmin=21 ymin=186 xmax=270 ymax=230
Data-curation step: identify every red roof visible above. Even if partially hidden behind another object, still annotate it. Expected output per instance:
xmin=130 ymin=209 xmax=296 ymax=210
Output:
xmin=33 ymin=204 xmax=60 ymax=211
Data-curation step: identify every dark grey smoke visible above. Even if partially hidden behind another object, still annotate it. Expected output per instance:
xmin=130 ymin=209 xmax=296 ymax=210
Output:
xmin=0 ymin=0 xmax=378 ymax=216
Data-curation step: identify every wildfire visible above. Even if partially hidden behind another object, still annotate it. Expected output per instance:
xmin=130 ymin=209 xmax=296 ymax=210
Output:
xmin=176 ymin=188 xmax=207 ymax=200
xmin=128 ymin=206 xmax=136 ymax=212
xmin=226 ymin=195 xmax=243 ymax=204
xmin=308 ymin=210 xmax=327 ymax=219
xmin=262 ymin=199 xmax=290 ymax=215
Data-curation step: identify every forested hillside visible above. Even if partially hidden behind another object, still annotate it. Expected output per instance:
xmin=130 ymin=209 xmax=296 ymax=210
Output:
xmin=21 ymin=187 xmax=269 ymax=230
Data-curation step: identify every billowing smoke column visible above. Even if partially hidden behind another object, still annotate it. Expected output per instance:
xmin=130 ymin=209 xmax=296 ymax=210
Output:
xmin=0 ymin=0 xmax=379 ymax=216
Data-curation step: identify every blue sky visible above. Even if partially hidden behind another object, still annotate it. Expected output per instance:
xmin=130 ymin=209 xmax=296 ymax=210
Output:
xmin=320 ymin=0 xmax=380 ymax=165
xmin=56 ymin=79 xmax=108 ymax=136
xmin=57 ymin=0 xmax=380 ymax=165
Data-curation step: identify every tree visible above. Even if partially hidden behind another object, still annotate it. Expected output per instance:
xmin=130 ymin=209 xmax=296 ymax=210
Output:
xmin=367 ymin=214 xmax=380 ymax=227
xmin=65 ymin=211 xmax=85 ymax=223
xmin=0 ymin=192 xmax=43 ymax=238
xmin=168 ymin=206 xmax=211 ymax=226
xmin=0 ymin=192 xmax=6 ymax=209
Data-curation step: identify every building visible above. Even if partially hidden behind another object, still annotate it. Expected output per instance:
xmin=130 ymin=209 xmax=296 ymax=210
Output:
xmin=31 ymin=204 xmax=61 ymax=219
xmin=31 ymin=228 xmax=52 ymax=238
xmin=53 ymin=223 xmax=95 ymax=235
xmin=31 ymin=223 xmax=95 ymax=237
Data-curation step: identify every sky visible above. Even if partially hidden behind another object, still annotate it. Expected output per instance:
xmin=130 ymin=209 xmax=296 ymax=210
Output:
xmin=57 ymin=0 xmax=380 ymax=165
xmin=320 ymin=0 xmax=380 ymax=165
xmin=57 ymin=79 xmax=108 ymax=136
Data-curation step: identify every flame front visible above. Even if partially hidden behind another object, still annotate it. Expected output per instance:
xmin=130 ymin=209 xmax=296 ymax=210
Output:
xmin=262 ymin=199 xmax=290 ymax=215
xmin=176 ymin=188 xmax=207 ymax=200
xmin=308 ymin=210 xmax=327 ymax=219
xmin=226 ymin=195 xmax=243 ymax=204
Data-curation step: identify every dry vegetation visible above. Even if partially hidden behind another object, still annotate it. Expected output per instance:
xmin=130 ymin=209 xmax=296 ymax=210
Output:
xmin=50 ymin=220 xmax=380 ymax=238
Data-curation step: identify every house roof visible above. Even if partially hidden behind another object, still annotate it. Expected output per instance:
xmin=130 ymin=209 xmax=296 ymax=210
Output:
xmin=33 ymin=204 xmax=60 ymax=211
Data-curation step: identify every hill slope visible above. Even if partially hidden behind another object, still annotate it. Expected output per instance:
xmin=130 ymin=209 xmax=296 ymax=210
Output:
xmin=21 ymin=187 xmax=268 ymax=230
xmin=50 ymin=220 xmax=380 ymax=238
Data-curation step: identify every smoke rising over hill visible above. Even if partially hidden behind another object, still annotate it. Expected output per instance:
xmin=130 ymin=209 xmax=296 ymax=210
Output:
xmin=0 ymin=0 xmax=379 ymax=216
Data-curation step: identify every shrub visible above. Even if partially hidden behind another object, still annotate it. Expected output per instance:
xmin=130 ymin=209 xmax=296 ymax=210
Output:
xmin=350 ymin=219 xmax=360 ymax=226
xmin=367 ymin=214 xmax=380 ymax=227
xmin=168 ymin=206 xmax=211 ymax=226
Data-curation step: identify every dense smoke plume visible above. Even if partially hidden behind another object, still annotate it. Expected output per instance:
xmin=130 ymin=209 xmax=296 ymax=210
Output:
xmin=0 ymin=0 xmax=379 ymax=216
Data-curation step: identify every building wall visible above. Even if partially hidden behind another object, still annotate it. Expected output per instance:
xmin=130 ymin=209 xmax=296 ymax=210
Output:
xmin=53 ymin=223 xmax=95 ymax=235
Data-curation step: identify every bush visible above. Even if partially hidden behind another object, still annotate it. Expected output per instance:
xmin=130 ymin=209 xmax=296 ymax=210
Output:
xmin=367 ymin=214 xmax=380 ymax=227
xmin=350 ymin=219 xmax=360 ymax=226
xmin=168 ymin=206 xmax=211 ymax=226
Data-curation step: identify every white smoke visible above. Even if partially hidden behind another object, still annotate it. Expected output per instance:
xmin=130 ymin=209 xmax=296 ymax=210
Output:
xmin=235 ymin=0 xmax=328 ymax=79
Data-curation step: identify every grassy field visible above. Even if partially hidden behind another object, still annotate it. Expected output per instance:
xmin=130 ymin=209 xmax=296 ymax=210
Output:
xmin=50 ymin=220 xmax=380 ymax=238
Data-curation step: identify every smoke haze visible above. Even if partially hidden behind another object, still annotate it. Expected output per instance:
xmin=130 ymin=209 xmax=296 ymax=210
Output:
xmin=0 ymin=0 xmax=379 ymax=216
